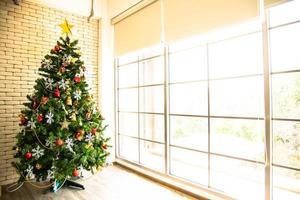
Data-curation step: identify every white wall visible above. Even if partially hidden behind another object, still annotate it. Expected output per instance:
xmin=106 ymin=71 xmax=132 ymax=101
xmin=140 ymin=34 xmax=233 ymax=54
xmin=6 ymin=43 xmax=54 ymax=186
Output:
xmin=98 ymin=0 xmax=143 ymax=163
xmin=99 ymin=0 xmax=115 ymax=163
xmin=25 ymin=0 xmax=102 ymax=18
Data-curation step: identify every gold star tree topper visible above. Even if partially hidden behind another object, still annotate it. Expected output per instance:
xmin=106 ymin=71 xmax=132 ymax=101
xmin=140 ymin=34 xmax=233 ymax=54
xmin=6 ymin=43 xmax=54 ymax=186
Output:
xmin=59 ymin=19 xmax=73 ymax=36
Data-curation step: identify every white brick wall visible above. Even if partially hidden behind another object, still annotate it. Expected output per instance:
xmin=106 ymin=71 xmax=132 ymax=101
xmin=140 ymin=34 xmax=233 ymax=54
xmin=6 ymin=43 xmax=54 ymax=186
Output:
xmin=0 ymin=0 xmax=100 ymax=186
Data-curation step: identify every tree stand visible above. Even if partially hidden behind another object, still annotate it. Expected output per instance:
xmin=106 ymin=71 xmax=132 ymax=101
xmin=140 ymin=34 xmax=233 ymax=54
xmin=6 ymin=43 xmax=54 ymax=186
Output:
xmin=64 ymin=180 xmax=85 ymax=190
xmin=51 ymin=179 xmax=85 ymax=192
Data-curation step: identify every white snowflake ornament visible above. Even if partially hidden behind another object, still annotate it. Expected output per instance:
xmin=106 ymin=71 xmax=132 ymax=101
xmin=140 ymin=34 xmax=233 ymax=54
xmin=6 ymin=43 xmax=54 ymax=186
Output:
xmin=65 ymin=138 xmax=74 ymax=153
xmin=46 ymin=112 xmax=54 ymax=124
xmin=58 ymin=79 xmax=67 ymax=90
xmin=45 ymin=138 xmax=54 ymax=148
xmin=47 ymin=169 xmax=54 ymax=180
xmin=27 ymin=120 xmax=36 ymax=130
xmin=32 ymin=146 xmax=44 ymax=159
xmin=42 ymin=59 xmax=54 ymax=70
xmin=73 ymin=90 xmax=81 ymax=100
xmin=85 ymin=133 xmax=94 ymax=143
xmin=25 ymin=165 xmax=34 ymax=179
xmin=45 ymin=78 xmax=54 ymax=90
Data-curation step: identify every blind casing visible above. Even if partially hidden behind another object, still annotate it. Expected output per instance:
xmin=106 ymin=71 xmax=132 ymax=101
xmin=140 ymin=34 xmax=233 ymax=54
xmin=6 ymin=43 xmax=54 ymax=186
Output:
xmin=264 ymin=0 xmax=287 ymax=7
xmin=114 ymin=1 xmax=161 ymax=56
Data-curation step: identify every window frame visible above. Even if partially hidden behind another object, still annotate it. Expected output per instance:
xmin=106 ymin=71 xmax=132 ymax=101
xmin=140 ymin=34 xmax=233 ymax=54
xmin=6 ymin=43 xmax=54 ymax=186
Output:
xmin=114 ymin=2 xmax=300 ymax=200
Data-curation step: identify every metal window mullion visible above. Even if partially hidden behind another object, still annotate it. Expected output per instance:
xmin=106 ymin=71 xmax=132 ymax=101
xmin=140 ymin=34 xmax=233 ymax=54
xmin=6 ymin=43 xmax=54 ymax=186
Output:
xmin=206 ymin=43 xmax=211 ymax=188
xmin=138 ymin=56 xmax=141 ymax=164
xmin=118 ymin=133 xmax=165 ymax=145
xmin=115 ymin=58 xmax=120 ymax=158
xmin=262 ymin=10 xmax=272 ymax=200
xmin=118 ymin=54 xmax=163 ymax=67
xmin=269 ymin=19 xmax=300 ymax=30
xmin=164 ymin=46 xmax=170 ymax=175
xmin=271 ymin=68 xmax=300 ymax=75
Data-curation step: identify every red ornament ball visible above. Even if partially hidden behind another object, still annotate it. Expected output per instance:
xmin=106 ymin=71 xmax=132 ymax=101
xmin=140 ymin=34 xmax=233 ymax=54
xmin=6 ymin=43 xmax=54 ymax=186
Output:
xmin=53 ymin=45 xmax=61 ymax=52
xmin=19 ymin=114 xmax=28 ymax=125
xmin=56 ymin=138 xmax=64 ymax=146
xmin=59 ymin=66 xmax=66 ymax=73
xmin=102 ymin=144 xmax=107 ymax=150
xmin=41 ymin=96 xmax=49 ymax=105
xmin=37 ymin=114 xmax=43 ymax=122
xmin=91 ymin=128 xmax=97 ymax=135
xmin=75 ymin=132 xmax=83 ymax=141
xmin=73 ymin=76 xmax=81 ymax=83
xmin=54 ymin=88 xmax=60 ymax=98
xmin=25 ymin=152 xmax=32 ymax=160
xmin=72 ymin=169 xmax=79 ymax=177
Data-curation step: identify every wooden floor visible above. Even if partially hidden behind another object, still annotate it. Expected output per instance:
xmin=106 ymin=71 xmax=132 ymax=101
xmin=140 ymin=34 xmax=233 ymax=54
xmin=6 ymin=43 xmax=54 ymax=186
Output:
xmin=1 ymin=165 xmax=195 ymax=200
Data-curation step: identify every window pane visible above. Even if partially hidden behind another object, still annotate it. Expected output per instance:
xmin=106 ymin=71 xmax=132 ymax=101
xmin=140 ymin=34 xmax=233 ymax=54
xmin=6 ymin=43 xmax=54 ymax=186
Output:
xmin=170 ymin=116 xmax=208 ymax=151
xmin=210 ymin=76 xmax=264 ymax=117
xmin=139 ymin=57 xmax=164 ymax=86
xmin=269 ymin=0 xmax=300 ymax=28
xmin=118 ymin=112 xmax=138 ymax=137
xmin=170 ymin=147 xmax=208 ymax=186
xmin=211 ymin=118 xmax=264 ymax=161
xmin=140 ymin=114 xmax=164 ymax=143
xmin=169 ymin=46 xmax=207 ymax=83
xmin=119 ymin=135 xmax=139 ymax=162
xmin=273 ymin=120 xmax=300 ymax=169
xmin=209 ymin=33 xmax=263 ymax=79
xmin=139 ymin=86 xmax=164 ymax=113
xmin=211 ymin=156 xmax=264 ymax=200
xmin=118 ymin=88 xmax=138 ymax=112
xmin=118 ymin=53 xmax=137 ymax=65
xmin=269 ymin=23 xmax=300 ymax=72
xmin=272 ymin=73 xmax=300 ymax=119
xmin=118 ymin=63 xmax=138 ymax=88
xmin=140 ymin=141 xmax=165 ymax=172
xmin=139 ymin=45 xmax=164 ymax=59
xmin=273 ymin=167 xmax=300 ymax=200
xmin=170 ymin=82 xmax=207 ymax=115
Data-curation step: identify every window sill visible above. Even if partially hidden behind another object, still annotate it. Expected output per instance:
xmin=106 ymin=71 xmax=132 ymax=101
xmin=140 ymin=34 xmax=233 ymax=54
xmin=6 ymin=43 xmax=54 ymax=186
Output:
xmin=114 ymin=158 xmax=234 ymax=200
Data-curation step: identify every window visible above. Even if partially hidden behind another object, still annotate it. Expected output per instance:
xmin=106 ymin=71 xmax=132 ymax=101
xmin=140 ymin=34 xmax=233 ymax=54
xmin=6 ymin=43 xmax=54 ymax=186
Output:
xmin=117 ymin=47 xmax=165 ymax=172
xmin=168 ymin=28 xmax=265 ymax=200
xmin=115 ymin=1 xmax=300 ymax=199
xmin=269 ymin=1 xmax=300 ymax=199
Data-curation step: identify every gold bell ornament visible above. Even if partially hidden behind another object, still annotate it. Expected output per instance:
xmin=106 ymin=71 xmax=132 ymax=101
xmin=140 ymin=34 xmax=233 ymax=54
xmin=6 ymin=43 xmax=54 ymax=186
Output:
xmin=66 ymin=96 xmax=72 ymax=106
xmin=86 ymin=111 xmax=92 ymax=120
xmin=70 ymin=112 xmax=76 ymax=122
xmin=86 ymin=95 xmax=93 ymax=101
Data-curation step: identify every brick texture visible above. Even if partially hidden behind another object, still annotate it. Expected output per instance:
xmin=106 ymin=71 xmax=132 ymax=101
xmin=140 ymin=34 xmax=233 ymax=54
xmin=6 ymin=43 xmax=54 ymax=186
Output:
xmin=0 ymin=0 xmax=100 ymax=186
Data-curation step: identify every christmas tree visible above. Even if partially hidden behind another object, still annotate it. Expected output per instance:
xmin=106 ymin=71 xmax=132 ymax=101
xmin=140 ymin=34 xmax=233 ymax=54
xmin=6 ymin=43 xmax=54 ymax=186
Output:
xmin=12 ymin=20 xmax=109 ymax=187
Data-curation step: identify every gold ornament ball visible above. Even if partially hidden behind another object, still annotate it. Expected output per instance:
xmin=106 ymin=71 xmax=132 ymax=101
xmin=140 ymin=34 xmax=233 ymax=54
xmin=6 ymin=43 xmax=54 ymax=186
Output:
xmin=36 ymin=163 xmax=42 ymax=170
xmin=85 ymin=143 xmax=93 ymax=149
xmin=96 ymin=165 xmax=102 ymax=172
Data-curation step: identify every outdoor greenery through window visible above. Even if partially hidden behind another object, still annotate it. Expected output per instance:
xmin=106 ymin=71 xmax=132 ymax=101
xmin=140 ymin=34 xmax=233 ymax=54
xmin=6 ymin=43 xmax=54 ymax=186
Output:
xmin=116 ymin=1 xmax=300 ymax=199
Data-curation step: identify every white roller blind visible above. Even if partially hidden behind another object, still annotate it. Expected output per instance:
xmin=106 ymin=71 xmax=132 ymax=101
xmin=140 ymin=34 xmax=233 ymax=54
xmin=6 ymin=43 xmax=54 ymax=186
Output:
xmin=114 ymin=1 xmax=161 ymax=56
xmin=163 ymin=0 xmax=259 ymax=43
